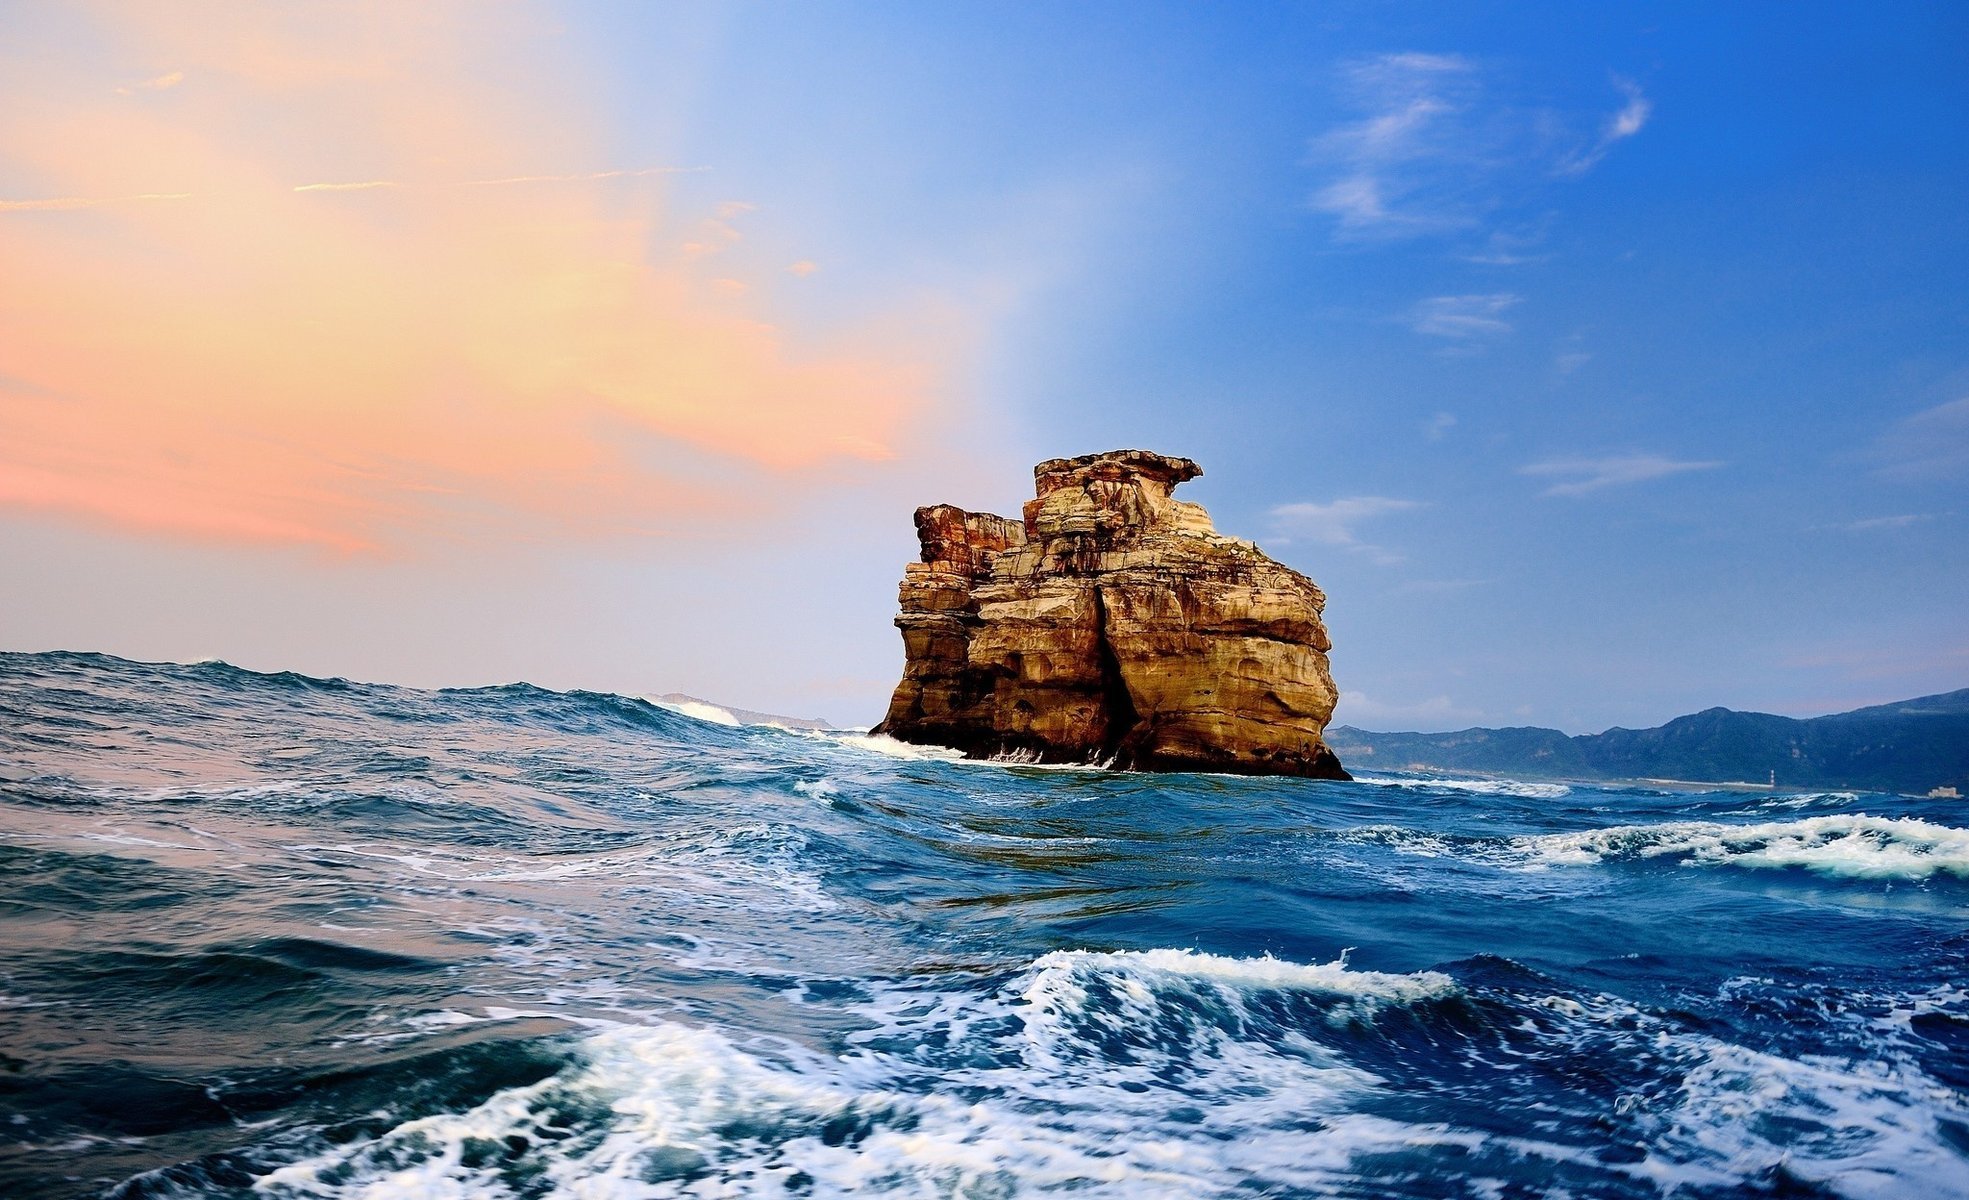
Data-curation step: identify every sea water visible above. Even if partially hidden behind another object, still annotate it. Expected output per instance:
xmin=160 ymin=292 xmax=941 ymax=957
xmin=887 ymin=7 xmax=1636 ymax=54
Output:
xmin=1 ymin=651 xmax=1965 ymax=1199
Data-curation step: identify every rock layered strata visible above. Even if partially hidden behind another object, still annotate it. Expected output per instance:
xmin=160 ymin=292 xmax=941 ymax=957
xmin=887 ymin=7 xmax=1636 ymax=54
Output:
xmin=872 ymin=449 xmax=1348 ymax=779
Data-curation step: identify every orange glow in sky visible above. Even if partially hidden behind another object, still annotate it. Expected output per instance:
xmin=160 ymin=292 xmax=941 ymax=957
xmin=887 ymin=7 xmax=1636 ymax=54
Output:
xmin=0 ymin=3 xmax=944 ymax=554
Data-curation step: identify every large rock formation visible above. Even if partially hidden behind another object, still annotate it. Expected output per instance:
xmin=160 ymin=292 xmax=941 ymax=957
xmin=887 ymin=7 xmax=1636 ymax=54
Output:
xmin=872 ymin=449 xmax=1348 ymax=779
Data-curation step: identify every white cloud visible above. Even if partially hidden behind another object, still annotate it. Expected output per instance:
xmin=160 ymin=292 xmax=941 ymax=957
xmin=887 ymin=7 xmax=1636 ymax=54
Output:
xmin=1609 ymin=79 xmax=1652 ymax=138
xmin=1460 ymin=226 xmax=1552 ymax=266
xmin=1557 ymin=78 xmax=1652 ymax=176
xmin=1873 ymin=397 xmax=1969 ymax=481
xmin=1819 ymin=513 xmax=1938 ymax=533
xmin=1269 ymin=496 xmax=1426 ymax=564
xmin=1409 ymin=292 xmax=1520 ymax=339
xmin=113 ymin=70 xmax=184 ymax=96
xmin=1424 ymin=411 xmax=1457 ymax=440
xmin=1309 ymin=57 xmax=1651 ymax=242
xmin=1519 ymin=453 xmax=1724 ymax=496
xmin=1554 ymin=351 xmax=1592 ymax=375
xmin=1308 ymin=52 xmax=1488 ymax=238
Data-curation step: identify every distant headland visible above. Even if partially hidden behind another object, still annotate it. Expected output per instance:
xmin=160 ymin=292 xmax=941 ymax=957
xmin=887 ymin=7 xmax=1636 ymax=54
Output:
xmin=871 ymin=449 xmax=1348 ymax=778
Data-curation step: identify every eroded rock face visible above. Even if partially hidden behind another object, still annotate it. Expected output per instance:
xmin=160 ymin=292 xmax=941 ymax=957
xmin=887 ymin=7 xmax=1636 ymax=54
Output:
xmin=872 ymin=449 xmax=1348 ymax=779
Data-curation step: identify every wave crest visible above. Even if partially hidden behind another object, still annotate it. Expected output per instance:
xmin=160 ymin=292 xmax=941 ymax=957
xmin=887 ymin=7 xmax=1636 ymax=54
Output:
xmin=1516 ymin=814 xmax=1969 ymax=880
xmin=1354 ymin=774 xmax=1573 ymax=799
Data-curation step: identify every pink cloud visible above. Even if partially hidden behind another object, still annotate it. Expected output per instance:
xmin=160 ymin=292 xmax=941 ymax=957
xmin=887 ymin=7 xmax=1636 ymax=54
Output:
xmin=0 ymin=2 xmax=955 ymax=554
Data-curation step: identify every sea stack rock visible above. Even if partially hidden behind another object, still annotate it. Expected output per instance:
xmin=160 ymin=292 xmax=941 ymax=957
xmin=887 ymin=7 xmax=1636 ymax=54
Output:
xmin=872 ymin=450 xmax=1348 ymax=779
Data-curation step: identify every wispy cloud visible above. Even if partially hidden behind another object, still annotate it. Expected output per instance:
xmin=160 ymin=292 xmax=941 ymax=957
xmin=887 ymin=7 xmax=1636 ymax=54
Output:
xmin=291 ymin=180 xmax=398 ymax=193
xmin=1308 ymin=52 xmax=1486 ymax=238
xmin=1309 ymin=56 xmax=1650 ymax=243
xmin=1409 ymin=292 xmax=1520 ymax=339
xmin=1520 ymin=454 xmax=1724 ymax=497
xmin=1817 ymin=513 xmax=1938 ymax=533
xmin=1872 ymin=397 xmax=1969 ymax=481
xmin=1459 ymin=226 xmax=1552 ymax=266
xmin=1269 ymin=496 xmax=1426 ymax=564
xmin=1423 ymin=411 xmax=1457 ymax=440
xmin=0 ymin=191 xmax=192 ymax=211
xmin=113 ymin=70 xmax=183 ymax=95
xmin=289 ymin=166 xmax=703 ymax=194
xmin=1557 ymin=78 xmax=1652 ymax=176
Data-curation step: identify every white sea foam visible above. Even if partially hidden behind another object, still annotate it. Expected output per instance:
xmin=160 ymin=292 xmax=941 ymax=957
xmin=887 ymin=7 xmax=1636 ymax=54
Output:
xmin=1338 ymin=824 xmax=1467 ymax=859
xmin=1716 ymin=791 xmax=1868 ymax=817
xmin=829 ymin=731 xmax=968 ymax=762
xmin=1351 ymin=813 xmax=1969 ymax=882
xmin=1514 ymin=814 xmax=1969 ymax=880
xmin=346 ymin=1005 xmax=565 ymax=1047
xmin=1640 ymin=1037 xmax=1969 ymax=1199
xmin=652 ymin=698 xmax=742 ymax=727
xmin=237 ymin=942 xmax=1969 ymax=1199
xmin=1354 ymin=774 xmax=1573 ymax=799
xmin=984 ymin=748 xmax=1113 ymax=772
xmin=295 ymin=822 xmax=839 ymax=911
xmin=247 ymin=948 xmax=1476 ymax=1198
xmin=254 ymin=1016 xmax=1335 ymax=1198
xmin=829 ymin=732 xmax=1126 ymax=775
xmin=1022 ymin=947 xmax=1462 ymax=1022
xmin=1474 ymin=983 xmax=1969 ymax=1199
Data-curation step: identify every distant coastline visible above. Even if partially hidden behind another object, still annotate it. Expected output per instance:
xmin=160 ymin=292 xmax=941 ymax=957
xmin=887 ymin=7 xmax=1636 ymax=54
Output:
xmin=1329 ymin=688 xmax=1969 ymax=797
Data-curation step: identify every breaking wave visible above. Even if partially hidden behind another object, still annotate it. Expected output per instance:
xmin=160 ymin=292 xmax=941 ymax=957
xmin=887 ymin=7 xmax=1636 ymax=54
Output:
xmin=1354 ymin=773 xmax=1573 ymax=799
xmin=1516 ymin=814 xmax=1969 ymax=880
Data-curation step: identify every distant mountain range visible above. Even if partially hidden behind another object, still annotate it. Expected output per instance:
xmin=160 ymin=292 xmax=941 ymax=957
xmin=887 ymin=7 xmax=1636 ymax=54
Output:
xmin=1327 ymin=689 xmax=1969 ymax=795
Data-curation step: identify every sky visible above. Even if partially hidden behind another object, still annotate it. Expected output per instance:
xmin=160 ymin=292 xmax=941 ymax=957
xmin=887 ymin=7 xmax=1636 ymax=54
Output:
xmin=2 ymin=1 xmax=1965 ymax=733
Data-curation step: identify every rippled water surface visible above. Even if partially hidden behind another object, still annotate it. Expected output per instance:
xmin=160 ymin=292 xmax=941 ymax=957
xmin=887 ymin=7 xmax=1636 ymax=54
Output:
xmin=2 ymin=651 xmax=1966 ymax=1198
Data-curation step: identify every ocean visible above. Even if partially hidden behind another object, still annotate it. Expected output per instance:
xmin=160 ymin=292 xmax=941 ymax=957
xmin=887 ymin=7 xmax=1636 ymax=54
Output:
xmin=2 ymin=650 xmax=1965 ymax=1199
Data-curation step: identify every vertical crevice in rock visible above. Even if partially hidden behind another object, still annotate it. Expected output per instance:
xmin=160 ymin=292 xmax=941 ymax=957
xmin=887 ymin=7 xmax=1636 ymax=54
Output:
xmin=1091 ymin=586 xmax=1141 ymax=766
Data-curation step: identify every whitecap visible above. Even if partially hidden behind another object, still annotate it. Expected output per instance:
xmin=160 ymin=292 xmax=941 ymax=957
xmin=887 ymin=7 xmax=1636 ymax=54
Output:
xmin=1353 ymin=774 xmax=1573 ymax=799
xmin=651 ymin=698 xmax=742 ymax=727
xmin=236 ymin=948 xmax=1969 ymax=1199
xmin=828 ymin=731 xmax=968 ymax=762
xmin=1514 ymin=814 xmax=1969 ymax=880
xmin=827 ymin=732 xmax=1132 ymax=775
xmin=1718 ymin=791 xmax=1868 ymax=816
xmin=248 ymin=949 xmax=1474 ymax=1199
xmin=1023 ymin=947 xmax=1461 ymax=1015
xmin=1629 ymin=1021 xmax=1969 ymax=1198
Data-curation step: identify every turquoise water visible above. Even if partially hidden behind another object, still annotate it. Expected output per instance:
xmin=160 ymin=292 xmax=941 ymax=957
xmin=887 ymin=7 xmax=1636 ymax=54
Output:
xmin=2 ymin=650 xmax=1966 ymax=1198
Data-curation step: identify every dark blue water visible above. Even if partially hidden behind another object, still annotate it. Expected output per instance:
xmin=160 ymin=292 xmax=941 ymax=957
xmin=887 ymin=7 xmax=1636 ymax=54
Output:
xmin=2 ymin=651 xmax=1965 ymax=1199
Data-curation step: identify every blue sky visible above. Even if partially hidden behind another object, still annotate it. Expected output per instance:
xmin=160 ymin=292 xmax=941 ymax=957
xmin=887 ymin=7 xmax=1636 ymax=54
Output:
xmin=2 ymin=1 xmax=1964 ymax=732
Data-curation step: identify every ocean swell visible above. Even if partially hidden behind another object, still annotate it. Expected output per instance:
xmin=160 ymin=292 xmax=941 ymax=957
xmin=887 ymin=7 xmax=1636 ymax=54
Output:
xmin=5 ymin=652 xmax=1967 ymax=1199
